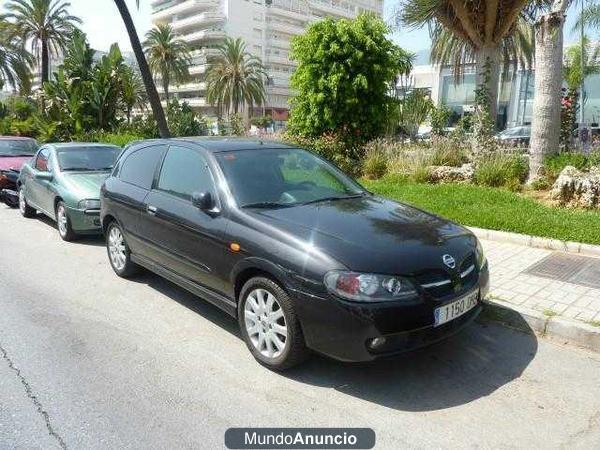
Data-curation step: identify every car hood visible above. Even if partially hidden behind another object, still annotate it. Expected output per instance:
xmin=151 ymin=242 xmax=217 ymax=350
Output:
xmin=60 ymin=172 xmax=110 ymax=200
xmin=248 ymin=196 xmax=476 ymax=275
xmin=0 ymin=156 xmax=32 ymax=171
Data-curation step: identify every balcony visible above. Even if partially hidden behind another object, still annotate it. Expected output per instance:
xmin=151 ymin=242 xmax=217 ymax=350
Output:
xmin=172 ymin=12 xmax=225 ymax=31
xmin=267 ymin=21 xmax=306 ymax=35
xmin=267 ymin=1 xmax=310 ymax=22
xmin=189 ymin=64 xmax=207 ymax=75
xmin=152 ymin=0 xmax=220 ymax=22
xmin=268 ymin=38 xmax=291 ymax=50
xmin=266 ymin=54 xmax=295 ymax=66
xmin=157 ymin=82 xmax=207 ymax=94
xmin=182 ymin=29 xmax=226 ymax=43
xmin=308 ymin=0 xmax=356 ymax=19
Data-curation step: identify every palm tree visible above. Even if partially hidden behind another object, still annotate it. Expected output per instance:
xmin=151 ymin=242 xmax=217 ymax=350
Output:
xmin=143 ymin=24 xmax=192 ymax=103
xmin=528 ymin=0 xmax=570 ymax=182
xmin=398 ymin=0 xmax=535 ymax=124
xmin=5 ymin=0 xmax=81 ymax=85
xmin=113 ymin=0 xmax=170 ymax=138
xmin=0 ymin=19 xmax=33 ymax=93
xmin=206 ymin=37 xmax=267 ymax=117
xmin=121 ymin=66 xmax=146 ymax=124
xmin=564 ymin=37 xmax=600 ymax=94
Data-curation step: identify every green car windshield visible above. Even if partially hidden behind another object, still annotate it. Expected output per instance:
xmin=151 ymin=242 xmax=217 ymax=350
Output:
xmin=57 ymin=146 xmax=121 ymax=172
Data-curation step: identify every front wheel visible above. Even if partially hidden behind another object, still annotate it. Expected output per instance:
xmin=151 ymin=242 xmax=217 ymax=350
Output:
xmin=239 ymin=277 xmax=308 ymax=370
xmin=19 ymin=186 xmax=36 ymax=218
xmin=106 ymin=221 xmax=138 ymax=278
xmin=56 ymin=201 xmax=77 ymax=241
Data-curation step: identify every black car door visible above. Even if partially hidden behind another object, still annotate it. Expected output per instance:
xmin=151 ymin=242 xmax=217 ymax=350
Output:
xmin=109 ymin=144 xmax=167 ymax=255
xmin=140 ymin=144 xmax=228 ymax=294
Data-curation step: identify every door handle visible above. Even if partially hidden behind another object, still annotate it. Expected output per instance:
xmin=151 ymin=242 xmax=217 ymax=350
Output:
xmin=147 ymin=205 xmax=157 ymax=215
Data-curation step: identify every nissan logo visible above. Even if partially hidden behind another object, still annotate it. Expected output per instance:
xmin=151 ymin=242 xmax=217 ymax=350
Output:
xmin=442 ymin=254 xmax=456 ymax=269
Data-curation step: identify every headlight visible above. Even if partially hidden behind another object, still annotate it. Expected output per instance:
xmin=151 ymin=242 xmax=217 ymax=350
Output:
xmin=476 ymin=239 xmax=487 ymax=269
xmin=78 ymin=199 xmax=100 ymax=210
xmin=324 ymin=271 xmax=418 ymax=302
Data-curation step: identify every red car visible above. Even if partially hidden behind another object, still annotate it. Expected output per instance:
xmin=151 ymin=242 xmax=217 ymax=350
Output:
xmin=0 ymin=137 xmax=39 ymax=207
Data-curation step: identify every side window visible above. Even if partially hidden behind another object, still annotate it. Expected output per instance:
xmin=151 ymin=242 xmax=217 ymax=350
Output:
xmin=157 ymin=146 xmax=215 ymax=201
xmin=119 ymin=145 xmax=166 ymax=189
xmin=35 ymin=148 xmax=50 ymax=171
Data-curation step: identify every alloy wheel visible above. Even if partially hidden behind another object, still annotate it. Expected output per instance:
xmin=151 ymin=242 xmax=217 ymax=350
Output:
xmin=108 ymin=226 xmax=127 ymax=271
xmin=19 ymin=189 xmax=26 ymax=214
xmin=57 ymin=205 xmax=68 ymax=237
xmin=244 ymin=288 xmax=288 ymax=359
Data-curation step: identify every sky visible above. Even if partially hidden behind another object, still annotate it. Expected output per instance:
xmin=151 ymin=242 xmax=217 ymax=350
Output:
xmin=0 ymin=0 xmax=595 ymax=56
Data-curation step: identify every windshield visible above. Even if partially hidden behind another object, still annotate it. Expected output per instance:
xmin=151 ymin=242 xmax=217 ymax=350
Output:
xmin=216 ymin=148 xmax=366 ymax=208
xmin=0 ymin=139 xmax=38 ymax=156
xmin=57 ymin=146 xmax=121 ymax=172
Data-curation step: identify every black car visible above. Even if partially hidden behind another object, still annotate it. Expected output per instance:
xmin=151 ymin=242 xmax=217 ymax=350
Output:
xmin=100 ymin=138 xmax=489 ymax=370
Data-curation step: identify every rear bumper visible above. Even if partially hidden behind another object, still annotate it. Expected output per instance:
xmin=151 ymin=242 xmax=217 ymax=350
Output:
xmin=292 ymin=265 xmax=490 ymax=362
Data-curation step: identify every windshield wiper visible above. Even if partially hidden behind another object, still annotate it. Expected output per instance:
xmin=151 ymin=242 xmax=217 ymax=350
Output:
xmin=241 ymin=201 xmax=296 ymax=209
xmin=301 ymin=193 xmax=367 ymax=206
xmin=61 ymin=167 xmax=95 ymax=172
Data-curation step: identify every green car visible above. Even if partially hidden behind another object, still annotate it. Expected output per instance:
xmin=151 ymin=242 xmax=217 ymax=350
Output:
xmin=18 ymin=143 xmax=121 ymax=241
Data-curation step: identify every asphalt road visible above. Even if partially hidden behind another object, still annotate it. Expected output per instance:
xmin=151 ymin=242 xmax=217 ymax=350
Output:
xmin=0 ymin=205 xmax=599 ymax=450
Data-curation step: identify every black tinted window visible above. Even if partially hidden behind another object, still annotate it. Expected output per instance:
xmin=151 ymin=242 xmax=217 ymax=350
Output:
xmin=157 ymin=146 xmax=214 ymax=200
xmin=57 ymin=146 xmax=120 ymax=172
xmin=119 ymin=146 xmax=166 ymax=189
xmin=0 ymin=139 xmax=38 ymax=156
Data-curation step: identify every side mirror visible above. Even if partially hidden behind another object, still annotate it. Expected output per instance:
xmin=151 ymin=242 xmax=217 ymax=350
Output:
xmin=191 ymin=191 xmax=215 ymax=211
xmin=35 ymin=171 xmax=53 ymax=181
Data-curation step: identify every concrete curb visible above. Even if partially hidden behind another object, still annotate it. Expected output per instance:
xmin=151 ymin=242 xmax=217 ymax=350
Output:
xmin=467 ymin=226 xmax=600 ymax=258
xmin=480 ymin=299 xmax=600 ymax=353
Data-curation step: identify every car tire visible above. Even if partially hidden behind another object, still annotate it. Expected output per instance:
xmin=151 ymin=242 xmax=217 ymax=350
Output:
xmin=239 ymin=277 xmax=309 ymax=370
xmin=105 ymin=221 xmax=139 ymax=278
xmin=18 ymin=186 xmax=36 ymax=218
xmin=56 ymin=201 xmax=77 ymax=242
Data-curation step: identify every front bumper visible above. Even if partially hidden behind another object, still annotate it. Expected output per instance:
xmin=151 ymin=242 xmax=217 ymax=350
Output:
xmin=0 ymin=188 xmax=19 ymax=207
xmin=292 ymin=265 xmax=490 ymax=362
xmin=65 ymin=205 xmax=102 ymax=234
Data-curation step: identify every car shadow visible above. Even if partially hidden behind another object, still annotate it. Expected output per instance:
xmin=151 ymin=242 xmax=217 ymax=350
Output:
xmin=33 ymin=213 xmax=105 ymax=247
xmin=129 ymin=271 xmax=538 ymax=412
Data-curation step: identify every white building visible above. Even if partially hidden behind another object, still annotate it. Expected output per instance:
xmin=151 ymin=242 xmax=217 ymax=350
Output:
xmin=151 ymin=0 xmax=384 ymax=120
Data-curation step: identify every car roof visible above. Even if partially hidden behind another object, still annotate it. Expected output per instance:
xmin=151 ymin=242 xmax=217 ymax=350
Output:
xmin=0 ymin=136 xmax=36 ymax=141
xmin=130 ymin=137 xmax=298 ymax=153
xmin=46 ymin=142 xmax=121 ymax=150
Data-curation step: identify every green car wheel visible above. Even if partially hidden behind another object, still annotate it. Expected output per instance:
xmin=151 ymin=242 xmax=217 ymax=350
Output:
xmin=56 ymin=201 xmax=77 ymax=241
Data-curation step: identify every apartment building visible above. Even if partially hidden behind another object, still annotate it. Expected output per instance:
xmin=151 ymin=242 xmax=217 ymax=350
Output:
xmin=151 ymin=0 xmax=384 ymax=120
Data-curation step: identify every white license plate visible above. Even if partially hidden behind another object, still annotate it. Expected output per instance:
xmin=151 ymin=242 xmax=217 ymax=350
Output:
xmin=434 ymin=291 xmax=479 ymax=327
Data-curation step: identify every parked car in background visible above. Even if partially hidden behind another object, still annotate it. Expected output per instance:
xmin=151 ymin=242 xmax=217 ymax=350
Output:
xmin=0 ymin=137 xmax=38 ymax=207
xmin=495 ymin=126 xmax=531 ymax=146
xmin=19 ymin=143 xmax=121 ymax=241
xmin=101 ymin=138 xmax=489 ymax=370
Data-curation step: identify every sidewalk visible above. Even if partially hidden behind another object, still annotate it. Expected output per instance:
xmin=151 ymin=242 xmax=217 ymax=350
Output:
xmin=482 ymin=239 xmax=600 ymax=324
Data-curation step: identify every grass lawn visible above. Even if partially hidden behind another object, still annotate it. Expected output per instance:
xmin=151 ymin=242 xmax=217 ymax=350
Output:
xmin=362 ymin=175 xmax=600 ymax=245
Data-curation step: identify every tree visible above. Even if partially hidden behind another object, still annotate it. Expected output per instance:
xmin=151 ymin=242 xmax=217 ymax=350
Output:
xmin=121 ymin=66 xmax=146 ymax=124
xmin=563 ymin=37 xmax=600 ymax=95
xmin=0 ymin=19 xmax=33 ymax=93
xmin=288 ymin=13 xmax=411 ymax=143
xmin=528 ymin=0 xmax=570 ymax=182
xmin=398 ymin=0 xmax=535 ymax=125
xmin=113 ymin=0 xmax=170 ymax=138
xmin=398 ymin=89 xmax=433 ymax=140
xmin=5 ymin=0 xmax=81 ymax=85
xmin=205 ymin=37 xmax=267 ymax=117
xmin=143 ymin=24 xmax=191 ymax=103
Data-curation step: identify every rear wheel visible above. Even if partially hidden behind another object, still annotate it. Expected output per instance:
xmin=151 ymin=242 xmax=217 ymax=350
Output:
xmin=18 ymin=186 xmax=35 ymax=218
xmin=239 ymin=277 xmax=308 ymax=370
xmin=56 ymin=201 xmax=77 ymax=241
xmin=106 ymin=221 xmax=138 ymax=278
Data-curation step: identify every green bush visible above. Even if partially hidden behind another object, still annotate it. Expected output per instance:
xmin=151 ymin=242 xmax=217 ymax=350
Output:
xmin=90 ymin=132 xmax=143 ymax=147
xmin=474 ymin=153 xmax=529 ymax=191
xmin=430 ymin=139 xmax=468 ymax=167
xmin=544 ymin=151 xmax=600 ymax=180
xmin=284 ymin=132 xmax=363 ymax=175
xmin=362 ymin=140 xmax=389 ymax=179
